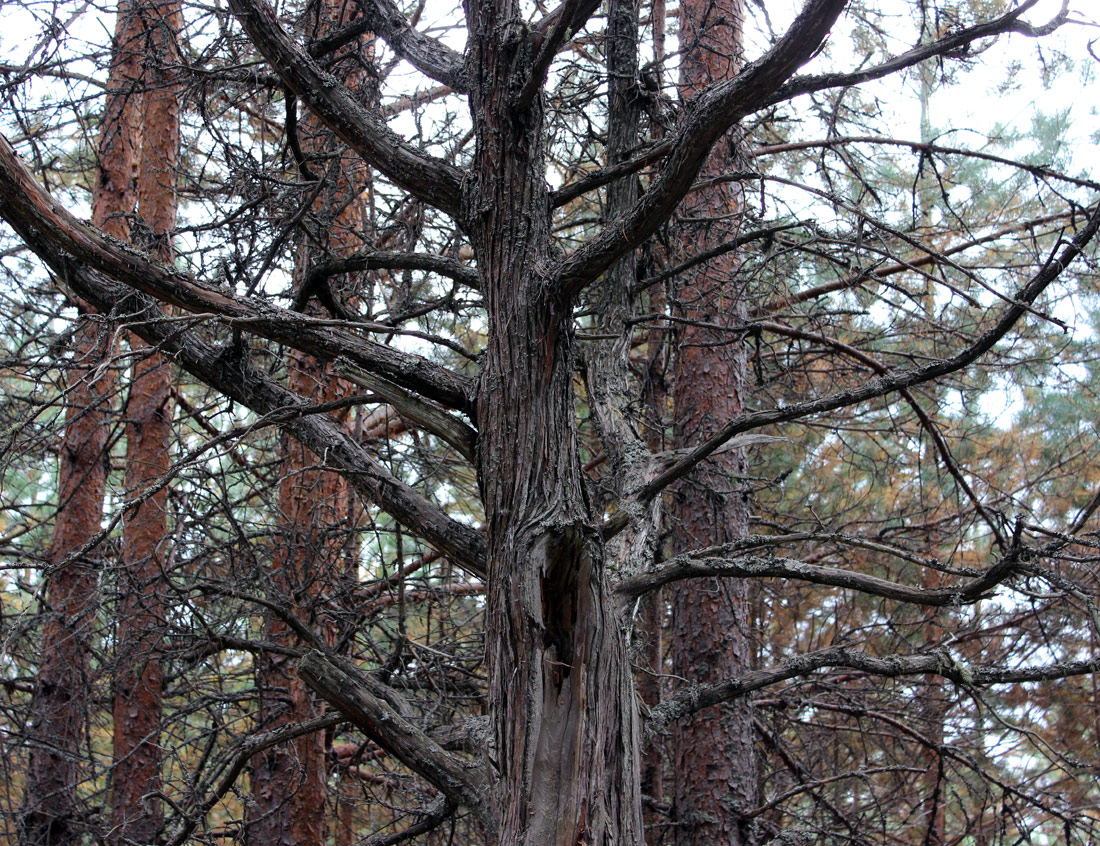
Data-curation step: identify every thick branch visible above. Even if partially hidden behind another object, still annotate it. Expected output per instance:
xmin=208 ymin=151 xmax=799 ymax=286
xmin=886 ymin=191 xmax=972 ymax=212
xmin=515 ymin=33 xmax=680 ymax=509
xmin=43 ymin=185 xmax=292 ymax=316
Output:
xmin=515 ymin=0 xmax=603 ymax=109
xmin=350 ymin=0 xmax=467 ymax=91
xmin=551 ymin=0 xmax=849 ymax=300
xmin=5 ymin=229 xmax=488 ymax=574
xmin=298 ymin=651 xmax=493 ymax=831
xmin=0 ymin=134 xmax=474 ymax=412
xmin=334 ymin=360 xmax=478 ymax=462
xmin=227 ymin=0 xmax=465 ymax=218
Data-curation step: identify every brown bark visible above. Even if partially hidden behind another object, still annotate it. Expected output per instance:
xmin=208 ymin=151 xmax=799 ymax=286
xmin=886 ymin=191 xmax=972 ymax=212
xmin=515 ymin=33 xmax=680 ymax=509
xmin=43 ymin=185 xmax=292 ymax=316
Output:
xmin=247 ymin=7 xmax=370 ymax=842
xmin=18 ymin=3 xmax=143 ymax=843
xmin=667 ymin=0 xmax=758 ymax=843
xmin=248 ymin=352 xmax=349 ymax=845
xmin=109 ymin=2 xmax=181 ymax=841
xmin=465 ymin=1 xmax=643 ymax=841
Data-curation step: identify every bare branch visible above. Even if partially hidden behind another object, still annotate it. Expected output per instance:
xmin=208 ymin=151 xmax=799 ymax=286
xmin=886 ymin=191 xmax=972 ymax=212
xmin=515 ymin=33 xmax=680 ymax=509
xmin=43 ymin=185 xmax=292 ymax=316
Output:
xmin=551 ymin=0 xmax=849 ymax=300
xmin=227 ymin=0 xmax=466 ymax=218
xmin=12 ymin=249 xmax=489 ymax=574
xmin=515 ymin=0 xmax=603 ymax=109
xmin=615 ymin=541 xmax=1024 ymax=604
xmin=622 ymin=201 xmax=1100 ymax=515
xmin=769 ymin=0 xmax=1068 ymax=109
xmin=164 ymin=714 xmax=344 ymax=846
xmin=298 ymin=650 xmax=494 ymax=832
xmin=304 ymin=249 xmax=480 ymax=293
xmin=646 ymin=644 xmax=1100 ymax=740
xmin=0 ymin=133 xmax=475 ymax=412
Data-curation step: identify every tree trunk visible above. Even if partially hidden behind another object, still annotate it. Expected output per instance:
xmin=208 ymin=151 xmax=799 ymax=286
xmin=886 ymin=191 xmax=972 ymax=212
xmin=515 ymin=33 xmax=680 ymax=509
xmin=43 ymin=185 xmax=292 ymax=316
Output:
xmin=19 ymin=4 xmax=143 ymax=843
xmin=668 ymin=1 xmax=758 ymax=842
xmin=109 ymin=2 xmax=181 ymax=841
xmin=465 ymin=2 xmax=643 ymax=841
xmin=246 ymin=7 xmax=369 ymax=842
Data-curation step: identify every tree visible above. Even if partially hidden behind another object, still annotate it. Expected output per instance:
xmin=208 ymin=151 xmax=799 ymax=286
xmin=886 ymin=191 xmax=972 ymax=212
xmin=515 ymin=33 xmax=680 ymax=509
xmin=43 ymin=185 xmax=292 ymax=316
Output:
xmin=665 ymin=0 xmax=757 ymax=840
xmin=17 ymin=0 xmax=143 ymax=840
xmin=1 ymin=0 xmax=1099 ymax=844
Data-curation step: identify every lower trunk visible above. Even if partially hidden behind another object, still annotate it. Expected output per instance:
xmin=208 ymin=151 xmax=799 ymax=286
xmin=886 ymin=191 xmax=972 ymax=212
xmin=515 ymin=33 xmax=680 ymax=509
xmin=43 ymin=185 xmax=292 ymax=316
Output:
xmin=476 ymin=253 xmax=644 ymax=845
xmin=248 ymin=354 xmax=346 ymax=846
xmin=486 ymin=525 xmax=643 ymax=845
xmin=20 ymin=319 xmax=114 ymax=846
xmin=110 ymin=343 xmax=170 ymax=845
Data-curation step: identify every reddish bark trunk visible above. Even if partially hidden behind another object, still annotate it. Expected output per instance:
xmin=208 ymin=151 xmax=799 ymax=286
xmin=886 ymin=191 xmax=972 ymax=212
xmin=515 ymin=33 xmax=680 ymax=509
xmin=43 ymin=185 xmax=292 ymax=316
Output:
xmin=19 ymin=4 xmax=143 ymax=843
xmin=247 ymin=7 xmax=368 ymax=841
xmin=109 ymin=2 xmax=181 ymax=841
xmin=249 ymin=351 xmax=348 ymax=845
xmin=668 ymin=1 xmax=758 ymax=843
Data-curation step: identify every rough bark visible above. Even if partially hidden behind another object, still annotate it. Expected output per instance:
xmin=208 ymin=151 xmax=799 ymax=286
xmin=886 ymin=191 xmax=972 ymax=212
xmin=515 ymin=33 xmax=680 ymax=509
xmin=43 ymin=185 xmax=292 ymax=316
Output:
xmin=18 ymin=3 xmax=143 ymax=843
xmin=667 ymin=0 xmax=758 ymax=843
xmin=109 ymin=3 xmax=180 ymax=841
xmin=463 ymin=0 xmax=642 ymax=840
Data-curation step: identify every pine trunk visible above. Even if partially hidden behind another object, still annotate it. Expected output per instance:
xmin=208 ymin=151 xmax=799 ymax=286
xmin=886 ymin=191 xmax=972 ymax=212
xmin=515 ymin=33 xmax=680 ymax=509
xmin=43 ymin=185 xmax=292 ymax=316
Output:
xmin=19 ymin=3 xmax=143 ymax=842
xmin=109 ymin=1 xmax=181 ymax=840
xmin=246 ymin=6 xmax=369 ymax=841
xmin=668 ymin=0 xmax=758 ymax=842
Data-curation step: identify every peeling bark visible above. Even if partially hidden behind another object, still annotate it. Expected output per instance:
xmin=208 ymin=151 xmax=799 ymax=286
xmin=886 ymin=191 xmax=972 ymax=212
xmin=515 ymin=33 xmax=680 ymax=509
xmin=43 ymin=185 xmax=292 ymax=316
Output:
xmin=463 ymin=1 xmax=643 ymax=840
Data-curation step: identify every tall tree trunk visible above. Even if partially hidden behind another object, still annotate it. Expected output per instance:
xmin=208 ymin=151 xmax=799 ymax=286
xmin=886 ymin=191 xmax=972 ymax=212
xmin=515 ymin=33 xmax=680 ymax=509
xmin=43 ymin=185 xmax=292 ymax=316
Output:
xmin=19 ymin=4 xmax=143 ymax=843
xmin=915 ymin=48 xmax=947 ymax=843
xmin=465 ymin=2 xmax=643 ymax=841
xmin=668 ymin=0 xmax=758 ymax=842
xmin=109 ymin=2 xmax=181 ymax=842
xmin=246 ymin=7 xmax=370 ymax=842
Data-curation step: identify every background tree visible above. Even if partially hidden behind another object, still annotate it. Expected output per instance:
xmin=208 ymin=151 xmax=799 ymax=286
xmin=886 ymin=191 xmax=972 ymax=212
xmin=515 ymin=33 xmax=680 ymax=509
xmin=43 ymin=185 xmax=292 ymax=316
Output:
xmin=110 ymin=0 xmax=182 ymax=841
xmin=17 ymin=1 xmax=143 ymax=841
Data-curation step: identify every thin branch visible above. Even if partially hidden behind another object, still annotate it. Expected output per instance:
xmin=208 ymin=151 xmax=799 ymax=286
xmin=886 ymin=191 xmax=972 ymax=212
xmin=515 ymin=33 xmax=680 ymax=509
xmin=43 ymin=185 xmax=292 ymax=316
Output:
xmin=646 ymin=643 xmax=1100 ymax=739
xmin=769 ymin=0 xmax=1067 ymax=109
xmin=163 ymin=713 xmax=344 ymax=846
xmin=622 ymin=202 xmax=1100 ymax=517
